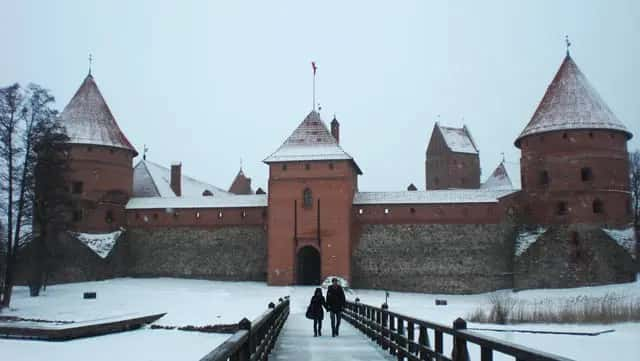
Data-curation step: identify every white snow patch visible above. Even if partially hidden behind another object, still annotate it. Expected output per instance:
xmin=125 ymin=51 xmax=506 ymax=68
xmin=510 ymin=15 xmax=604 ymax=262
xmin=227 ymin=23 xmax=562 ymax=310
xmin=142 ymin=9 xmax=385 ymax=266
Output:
xmin=354 ymin=189 xmax=517 ymax=205
xmin=515 ymin=227 xmax=547 ymax=257
xmin=321 ymin=276 xmax=350 ymax=289
xmin=438 ymin=125 xmax=478 ymax=154
xmin=71 ymin=230 xmax=123 ymax=258
xmin=602 ymin=227 xmax=637 ymax=259
xmin=126 ymin=194 xmax=267 ymax=209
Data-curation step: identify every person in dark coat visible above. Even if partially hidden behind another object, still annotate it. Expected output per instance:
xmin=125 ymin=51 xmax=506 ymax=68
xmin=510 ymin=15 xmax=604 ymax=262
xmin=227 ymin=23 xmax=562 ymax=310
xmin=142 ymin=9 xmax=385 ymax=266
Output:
xmin=308 ymin=288 xmax=327 ymax=337
xmin=325 ymin=277 xmax=346 ymax=337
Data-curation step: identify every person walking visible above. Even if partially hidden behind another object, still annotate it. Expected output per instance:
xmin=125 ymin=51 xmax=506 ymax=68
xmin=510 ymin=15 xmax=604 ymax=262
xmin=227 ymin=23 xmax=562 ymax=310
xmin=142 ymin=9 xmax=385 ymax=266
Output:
xmin=307 ymin=287 xmax=327 ymax=337
xmin=326 ymin=277 xmax=346 ymax=337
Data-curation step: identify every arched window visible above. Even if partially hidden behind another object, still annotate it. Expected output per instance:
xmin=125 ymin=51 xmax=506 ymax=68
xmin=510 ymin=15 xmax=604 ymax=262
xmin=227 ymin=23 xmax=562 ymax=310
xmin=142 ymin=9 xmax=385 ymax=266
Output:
xmin=581 ymin=167 xmax=593 ymax=182
xmin=556 ymin=201 xmax=568 ymax=216
xmin=593 ymin=199 xmax=604 ymax=214
xmin=202 ymin=189 xmax=213 ymax=196
xmin=303 ymin=188 xmax=313 ymax=208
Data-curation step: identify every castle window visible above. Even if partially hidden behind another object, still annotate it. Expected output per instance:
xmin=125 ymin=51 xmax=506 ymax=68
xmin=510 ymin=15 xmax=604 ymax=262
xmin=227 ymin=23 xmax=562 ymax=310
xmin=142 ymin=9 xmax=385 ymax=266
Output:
xmin=153 ymin=213 xmax=158 ymax=220
xmin=87 ymin=146 xmax=93 ymax=152
xmin=195 ymin=211 xmax=201 ymax=219
xmin=556 ymin=201 xmax=568 ymax=216
xmin=562 ymin=132 xmax=568 ymax=139
xmin=581 ymin=167 xmax=593 ymax=182
xmin=202 ymin=189 xmax=213 ymax=196
xmin=241 ymin=210 xmax=247 ymax=218
xmin=434 ymin=177 xmax=439 ymax=186
xmin=410 ymin=207 xmax=416 ymax=214
xmin=72 ymin=181 xmax=83 ymax=194
xmin=305 ymin=163 xmax=311 ymax=170
xmin=217 ymin=210 xmax=223 ymax=219
xmin=72 ymin=209 xmax=83 ymax=222
xmin=109 ymin=149 xmax=114 ymax=154
xmin=539 ymin=171 xmax=550 ymax=187
xmin=328 ymin=162 xmax=334 ymax=170
xmin=358 ymin=208 xmax=364 ymax=215
xmin=173 ymin=211 xmax=180 ymax=219
xmin=303 ymin=188 xmax=313 ymax=208
xmin=135 ymin=213 xmax=140 ymax=220
xmin=143 ymin=215 xmax=149 ymax=223
xmin=589 ymin=132 xmax=594 ymax=139
xmin=384 ymin=208 xmax=390 ymax=215
xmin=593 ymin=199 xmax=604 ymax=214
xmin=105 ymin=210 xmax=113 ymax=224
xmin=282 ymin=164 xmax=287 ymax=171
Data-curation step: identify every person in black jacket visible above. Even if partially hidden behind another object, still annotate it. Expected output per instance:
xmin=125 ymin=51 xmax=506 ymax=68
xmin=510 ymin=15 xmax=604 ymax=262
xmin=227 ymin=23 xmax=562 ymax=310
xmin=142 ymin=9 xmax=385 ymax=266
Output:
xmin=325 ymin=277 xmax=346 ymax=337
xmin=308 ymin=288 xmax=327 ymax=336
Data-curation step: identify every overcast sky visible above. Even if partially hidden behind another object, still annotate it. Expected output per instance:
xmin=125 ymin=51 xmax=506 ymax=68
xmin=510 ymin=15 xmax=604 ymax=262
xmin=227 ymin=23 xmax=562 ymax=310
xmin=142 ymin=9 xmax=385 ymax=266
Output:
xmin=2 ymin=0 xmax=639 ymax=192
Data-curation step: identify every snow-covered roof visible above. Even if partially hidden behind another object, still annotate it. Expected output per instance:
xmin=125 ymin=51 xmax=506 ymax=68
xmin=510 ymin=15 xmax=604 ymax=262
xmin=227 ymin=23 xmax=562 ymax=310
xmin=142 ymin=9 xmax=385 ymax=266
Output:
xmin=71 ymin=230 xmax=123 ymax=258
xmin=602 ymin=227 xmax=637 ymax=259
xmin=133 ymin=160 xmax=230 ymax=198
xmin=59 ymin=74 xmax=137 ymax=155
xmin=353 ymin=189 xmax=517 ymax=205
xmin=437 ymin=124 xmax=479 ymax=154
xmin=481 ymin=161 xmax=514 ymax=190
xmin=126 ymin=194 xmax=267 ymax=209
xmin=264 ymin=110 xmax=362 ymax=174
xmin=516 ymin=54 xmax=632 ymax=146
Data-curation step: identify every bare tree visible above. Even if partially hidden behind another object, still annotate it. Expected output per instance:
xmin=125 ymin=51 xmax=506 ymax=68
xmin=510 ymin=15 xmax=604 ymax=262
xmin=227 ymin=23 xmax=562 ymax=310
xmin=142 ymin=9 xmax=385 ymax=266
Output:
xmin=0 ymin=84 xmax=67 ymax=307
xmin=631 ymin=150 xmax=640 ymax=228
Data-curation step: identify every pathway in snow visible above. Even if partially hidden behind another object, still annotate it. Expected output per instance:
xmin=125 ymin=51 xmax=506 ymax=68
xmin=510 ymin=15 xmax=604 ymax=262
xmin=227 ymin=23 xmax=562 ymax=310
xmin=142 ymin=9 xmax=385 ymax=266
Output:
xmin=271 ymin=313 xmax=392 ymax=361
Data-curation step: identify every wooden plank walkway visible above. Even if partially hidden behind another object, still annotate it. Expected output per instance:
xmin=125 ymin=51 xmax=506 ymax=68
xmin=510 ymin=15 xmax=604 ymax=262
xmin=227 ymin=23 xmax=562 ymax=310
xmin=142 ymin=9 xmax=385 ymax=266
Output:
xmin=271 ymin=313 xmax=391 ymax=361
xmin=0 ymin=313 xmax=166 ymax=341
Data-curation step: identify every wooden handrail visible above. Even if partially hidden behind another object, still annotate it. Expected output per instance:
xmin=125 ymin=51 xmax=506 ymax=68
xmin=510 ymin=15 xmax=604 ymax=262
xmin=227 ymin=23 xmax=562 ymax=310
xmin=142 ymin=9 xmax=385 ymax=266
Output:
xmin=199 ymin=296 xmax=290 ymax=361
xmin=342 ymin=300 xmax=575 ymax=361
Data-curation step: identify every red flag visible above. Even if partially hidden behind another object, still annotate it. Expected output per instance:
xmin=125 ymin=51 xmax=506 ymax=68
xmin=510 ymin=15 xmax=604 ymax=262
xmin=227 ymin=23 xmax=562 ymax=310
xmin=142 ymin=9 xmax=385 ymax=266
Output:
xmin=311 ymin=61 xmax=317 ymax=75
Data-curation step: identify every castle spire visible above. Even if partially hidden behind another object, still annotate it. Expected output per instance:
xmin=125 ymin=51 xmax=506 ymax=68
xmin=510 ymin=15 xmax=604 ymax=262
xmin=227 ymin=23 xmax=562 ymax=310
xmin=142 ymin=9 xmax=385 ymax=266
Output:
xmin=565 ymin=35 xmax=571 ymax=57
xmin=88 ymin=53 xmax=93 ymax=76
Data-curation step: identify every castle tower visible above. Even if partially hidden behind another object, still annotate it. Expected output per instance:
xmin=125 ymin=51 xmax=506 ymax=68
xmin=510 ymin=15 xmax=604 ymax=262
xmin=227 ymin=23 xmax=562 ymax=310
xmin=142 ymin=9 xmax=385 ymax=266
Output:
xmin=59 ymin=73 xmax=138 ymax=233
xmin=515 ymin=53 xmax=633 ymax=225
xmin=425 ymin=123 xmax=480 ymax=189
xmin=264 ymin=110 xmax=361 ymax=285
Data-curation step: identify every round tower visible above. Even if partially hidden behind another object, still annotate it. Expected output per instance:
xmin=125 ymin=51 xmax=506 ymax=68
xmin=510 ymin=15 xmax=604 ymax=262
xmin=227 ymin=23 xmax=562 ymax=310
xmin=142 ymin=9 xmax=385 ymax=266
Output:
xmin=515 ymin=54 xmax=633 ymax=226
xmin=59 ymin=74 xmax=138 ymax=233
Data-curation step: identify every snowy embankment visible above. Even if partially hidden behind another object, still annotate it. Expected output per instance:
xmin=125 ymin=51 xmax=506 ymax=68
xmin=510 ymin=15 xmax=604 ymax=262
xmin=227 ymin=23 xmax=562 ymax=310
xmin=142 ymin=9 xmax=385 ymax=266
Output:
xmin=348 ymin=276 xmax=640 ymax=361
xmin=1 ymin=278 xmax=291 ymax=361
xmin=2 ymin=277 xmax=639 ymax=361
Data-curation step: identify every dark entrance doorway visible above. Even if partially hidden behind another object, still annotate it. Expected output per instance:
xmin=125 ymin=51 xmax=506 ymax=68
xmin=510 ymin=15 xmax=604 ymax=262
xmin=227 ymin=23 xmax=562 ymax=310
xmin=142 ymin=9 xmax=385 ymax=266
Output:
xmin=297 ymin=246 xmax=321 ymax=285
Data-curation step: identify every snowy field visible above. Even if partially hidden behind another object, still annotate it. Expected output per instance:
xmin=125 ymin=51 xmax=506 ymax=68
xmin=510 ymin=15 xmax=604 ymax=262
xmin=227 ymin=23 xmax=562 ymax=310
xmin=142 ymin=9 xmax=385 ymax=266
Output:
xmin=1 ymin=277 xmax=639 ymax=361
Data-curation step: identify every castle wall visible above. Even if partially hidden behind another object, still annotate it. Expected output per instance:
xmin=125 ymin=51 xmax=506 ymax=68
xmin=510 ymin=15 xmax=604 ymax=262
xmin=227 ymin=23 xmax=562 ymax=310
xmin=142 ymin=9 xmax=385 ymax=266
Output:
xmin=514 ymin=225 xmax=637 ymax=289
xmin=125 ymin=226 xmax=267 ymax=281
xmin=125 ymin=207 xmax=267 ymax=227
xmin=351 ymin=222 xmax=516 ymax=294
xmin=353 ymin=202 xmax=506 ymax=224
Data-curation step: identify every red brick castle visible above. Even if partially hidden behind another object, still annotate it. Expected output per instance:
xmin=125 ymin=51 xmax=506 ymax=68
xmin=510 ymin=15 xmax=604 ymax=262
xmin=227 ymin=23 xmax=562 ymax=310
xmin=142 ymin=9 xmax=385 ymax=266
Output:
xmin=42 ymin=51 xmax=636 ymax=293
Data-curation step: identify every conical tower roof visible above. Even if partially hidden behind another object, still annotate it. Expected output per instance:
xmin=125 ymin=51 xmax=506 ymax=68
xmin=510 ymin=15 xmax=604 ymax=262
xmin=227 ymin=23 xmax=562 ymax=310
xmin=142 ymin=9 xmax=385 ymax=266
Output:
xmin=59 ymin=74 xmax=137 ymax=155
xmin=264 ymin=110 xmax=361 ymax=173
xmin=515 ymin=54 xmax=632 ymax=147
xmin=481 ymin=161 xmax=513 ymax=190
xmin=228 ymin=168 xmax=253 ymax=195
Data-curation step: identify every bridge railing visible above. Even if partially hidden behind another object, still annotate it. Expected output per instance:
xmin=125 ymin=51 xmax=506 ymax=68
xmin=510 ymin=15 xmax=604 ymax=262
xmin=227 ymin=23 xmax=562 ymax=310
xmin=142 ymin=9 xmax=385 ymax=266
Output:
xmin=342 ymin=300 xmax=574 ymax=361
xmin=199 ymin=296 xmax=290 ymax=361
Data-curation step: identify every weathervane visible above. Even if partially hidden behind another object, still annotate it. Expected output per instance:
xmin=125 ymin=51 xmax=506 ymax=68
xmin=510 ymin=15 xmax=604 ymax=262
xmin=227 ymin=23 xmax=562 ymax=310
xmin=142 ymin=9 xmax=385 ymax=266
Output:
xmin=565 ymin=35 xmax=571 ymax=56
xmin=501 ymin=152 xmax=505 ymax=163
xmin=143 ymin=144 xmax=149 ymax=160
xmin=88 ymin=53 xmax=93 ymax=75
xmin=311 ymin=61 xmax=318 ymax=111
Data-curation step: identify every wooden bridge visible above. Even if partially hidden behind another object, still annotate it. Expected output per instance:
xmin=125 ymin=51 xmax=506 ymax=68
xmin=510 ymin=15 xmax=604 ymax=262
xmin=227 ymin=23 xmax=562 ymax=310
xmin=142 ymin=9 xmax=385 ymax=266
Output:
xmin=200 ymin=296 xmax=574 ymax=361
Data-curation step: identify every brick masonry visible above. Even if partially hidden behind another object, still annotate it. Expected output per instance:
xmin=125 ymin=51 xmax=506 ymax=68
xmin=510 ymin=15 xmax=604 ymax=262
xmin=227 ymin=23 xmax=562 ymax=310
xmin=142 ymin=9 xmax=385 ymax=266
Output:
xmin=514 ymin=224 xmax=637 ymax=290
xmin=351 ymin=223 xmax=517 ymax=294
xmin=125 ymin=226 xmax=267 ymax=281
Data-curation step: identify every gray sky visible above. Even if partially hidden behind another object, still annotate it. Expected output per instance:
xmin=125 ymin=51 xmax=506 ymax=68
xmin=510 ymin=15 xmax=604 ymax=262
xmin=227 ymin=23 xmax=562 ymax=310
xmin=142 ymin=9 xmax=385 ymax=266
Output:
xmin=2 ymin=0 xmax=639 ymax=192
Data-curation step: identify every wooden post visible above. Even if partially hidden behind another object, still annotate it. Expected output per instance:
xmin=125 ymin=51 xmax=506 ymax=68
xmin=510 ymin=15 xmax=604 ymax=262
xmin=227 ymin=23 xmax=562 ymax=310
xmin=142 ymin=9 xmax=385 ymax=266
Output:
xmin=397 ymin=317 xmax=405 ymax=361
xmin=376 ymin=308 xmax=383 ymax=346
xmin=238 ymin=318 xmax=252 ymax=361
xmin=407 ymin=320 xmax=415 ymax=354
xmin=381 ymin=303 xmax=389 ymax=350
xmin=452 ymin=318 xmax=469 ymax=361
xmin=389 ymin=313 xmax=396 ymax=356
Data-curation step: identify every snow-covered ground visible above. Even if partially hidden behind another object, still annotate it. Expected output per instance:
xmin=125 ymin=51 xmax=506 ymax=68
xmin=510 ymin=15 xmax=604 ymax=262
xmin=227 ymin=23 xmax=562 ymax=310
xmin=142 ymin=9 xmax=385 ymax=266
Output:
xmin=1 ymin=277 xmax=639 ymax=361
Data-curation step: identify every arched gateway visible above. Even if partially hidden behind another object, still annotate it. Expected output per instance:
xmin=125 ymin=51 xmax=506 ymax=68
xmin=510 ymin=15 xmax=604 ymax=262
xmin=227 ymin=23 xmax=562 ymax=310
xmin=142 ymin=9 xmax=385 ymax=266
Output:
xmin=297 ymin=246 xmax=321 ymax=285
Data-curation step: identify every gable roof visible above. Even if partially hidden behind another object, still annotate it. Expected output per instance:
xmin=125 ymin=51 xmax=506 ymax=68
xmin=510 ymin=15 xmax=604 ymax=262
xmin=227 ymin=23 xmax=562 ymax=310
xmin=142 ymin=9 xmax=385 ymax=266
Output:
xmin=436 ymin=123 xmax=479 ymax=154
xmin=263 ymin=110 xmax=362 ymax=174
xmin=133 ymin=160 xmax=230 ymax=197
xmin=515 ymin=54 xmax=632 ymax=147
xmin=59 ymin=74 xmax=137 ymax=155
xmin=481 ymin=161 xmax=514 ymax=190
xmin=228 ymin=169 xmax=253 ymax=195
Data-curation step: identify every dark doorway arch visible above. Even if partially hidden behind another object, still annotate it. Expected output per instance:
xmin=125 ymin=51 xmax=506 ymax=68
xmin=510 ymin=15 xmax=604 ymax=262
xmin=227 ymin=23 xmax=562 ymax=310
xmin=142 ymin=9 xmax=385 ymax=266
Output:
xmin=297 ymin=246 xmax=321 ymax=285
